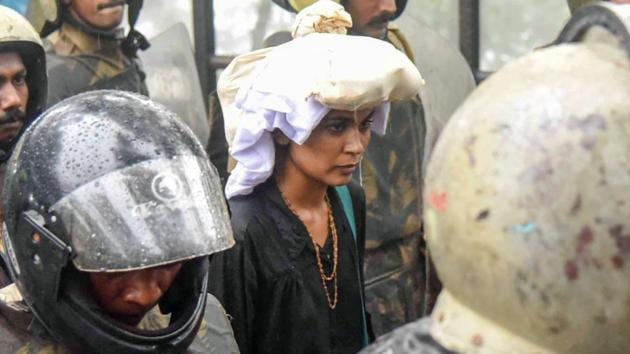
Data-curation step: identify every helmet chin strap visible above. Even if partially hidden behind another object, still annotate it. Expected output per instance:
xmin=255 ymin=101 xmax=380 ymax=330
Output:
xmin=62 ymin=10 xmax=123 ymax=40
xmin=62 ymin=0 xmax=150 ymax=58
xmin=121 ymin=0 xmax=150 ymax=58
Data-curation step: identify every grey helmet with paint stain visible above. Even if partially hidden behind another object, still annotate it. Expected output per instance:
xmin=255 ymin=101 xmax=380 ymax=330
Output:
xmin=423 ymin=3 xmax=630 ymax=354
xmin=1 ymin=90 xmax=234 ymax=353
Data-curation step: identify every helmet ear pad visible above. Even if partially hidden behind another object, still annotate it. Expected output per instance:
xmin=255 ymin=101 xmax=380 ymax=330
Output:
xmin=159 ymin=257 xmax=209 ymax=318
xmin=55 ymin=257 xmax=210 ymax=326
xmin=48 ymin=258 xmax=210 ymax=350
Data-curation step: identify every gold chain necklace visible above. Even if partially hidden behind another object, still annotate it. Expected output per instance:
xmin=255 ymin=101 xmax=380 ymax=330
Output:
xmin=280 ymin=190 xmax=339 ymax=309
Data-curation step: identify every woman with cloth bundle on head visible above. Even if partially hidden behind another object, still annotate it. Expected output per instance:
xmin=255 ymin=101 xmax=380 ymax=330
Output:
xmin=208 ymin=1 xmax=423 ymax=353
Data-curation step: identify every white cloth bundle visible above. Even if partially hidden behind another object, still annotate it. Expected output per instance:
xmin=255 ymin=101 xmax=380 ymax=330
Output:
xmin=219 ymin=0 xmax=424 ymax=198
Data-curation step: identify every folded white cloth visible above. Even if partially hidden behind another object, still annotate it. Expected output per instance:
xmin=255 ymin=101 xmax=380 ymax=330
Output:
xmin=220 ymin=0 xmax=424 ymax=199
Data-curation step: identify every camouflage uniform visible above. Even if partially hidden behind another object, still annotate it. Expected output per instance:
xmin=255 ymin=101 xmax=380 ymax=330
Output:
xmin=0 ymin=284 xmax=240 ymax=354
xmin=360 ymin=28 xmax=440 ymax=337
xmin=44 ymin=21 xmax=148 ymax=107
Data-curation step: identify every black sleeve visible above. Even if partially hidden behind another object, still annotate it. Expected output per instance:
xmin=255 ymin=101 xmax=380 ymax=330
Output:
xmin=208 ymin=229 xmax=258 ymax=354
xmin=206 ymin=91 xmax=229 ymax=186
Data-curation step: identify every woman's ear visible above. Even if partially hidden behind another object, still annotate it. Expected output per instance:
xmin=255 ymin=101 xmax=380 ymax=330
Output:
xmin=272 ymin=130 xmax=290 ymax=146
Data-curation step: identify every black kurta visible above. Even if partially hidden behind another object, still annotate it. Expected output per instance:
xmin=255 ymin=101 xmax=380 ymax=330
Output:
xmin=208 ymin=179 xmax=369 ymax=354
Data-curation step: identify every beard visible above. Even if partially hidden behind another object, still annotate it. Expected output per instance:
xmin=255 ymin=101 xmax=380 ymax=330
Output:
xmin=0 ymin=109 xmax=26 ymax=153
xmin=0 ymin=109 xmax=25 ymax=125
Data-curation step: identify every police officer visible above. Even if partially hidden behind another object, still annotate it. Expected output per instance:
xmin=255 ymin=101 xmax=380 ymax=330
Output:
xmin=361 ymin=2 xmax=630 ymax=353
xmin=0 ymin=90 xmax=239 ymax=353
xmin=270 ymin=0 xmax=450 ymax=335
xmin=27 ymin=0 xmax=149 ymax=106
xmin=0 ymin=5 xmax=46 ymax=288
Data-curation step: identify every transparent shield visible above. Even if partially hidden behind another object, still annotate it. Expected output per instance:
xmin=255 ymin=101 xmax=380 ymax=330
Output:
xmin=51 ymin=156 xmax=234 ymax=272
xmin=25 ymin=0 xmax=59 ymax=34
xmin=393 ymin=14 xmax=476 ymax=158
xmin=138 ymin=23 xmax=210 ymax=147
xmin=480 ymin=0 xmax=570 ymax=71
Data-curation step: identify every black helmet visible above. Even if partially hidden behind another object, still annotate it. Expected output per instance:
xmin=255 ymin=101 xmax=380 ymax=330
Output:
xmin=0 ymin=6 xmax=47 ymax=162
xmin=1 ymin=90 xmax=234 ymax=353
xmin=272 ymin=0 xmax=408 ymax=20
xmin=27 ymin=0 xmax=149 ymax=56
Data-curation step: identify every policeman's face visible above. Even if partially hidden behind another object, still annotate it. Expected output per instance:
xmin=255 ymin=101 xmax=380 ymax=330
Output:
xmin=280 ymin=109 xmax=373 ymax=187
xmin=343 ymin=0 xmax=397 ymax=39
xmin=88 ymin=262 xmax=182 ymax=326
xmin=66 ymin=0 xmax=125 ymax=30
xmin=0 ymin=52 xmax=28 ymax=146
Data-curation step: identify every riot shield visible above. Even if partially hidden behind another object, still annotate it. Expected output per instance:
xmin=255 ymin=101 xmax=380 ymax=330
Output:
xmin=26 ymin=0 xmax=61 ymax=36
xmin=138 ymin=23 xmax=210 ymax=148
xmin=394 ymin=14 xmax=476 ymax=175
xmin=360 ymin=16 xmax=475 ymax=336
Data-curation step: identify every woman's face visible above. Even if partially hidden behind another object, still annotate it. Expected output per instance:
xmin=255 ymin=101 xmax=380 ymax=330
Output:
xmin=284 ymin=108 xmax=374 ymax=186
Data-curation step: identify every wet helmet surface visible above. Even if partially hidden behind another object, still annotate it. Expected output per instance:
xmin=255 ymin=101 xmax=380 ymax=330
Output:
xmin=2 ymin=90 xmax=234 ymax=353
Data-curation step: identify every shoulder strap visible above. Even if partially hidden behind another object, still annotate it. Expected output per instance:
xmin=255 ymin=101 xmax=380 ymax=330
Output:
xmin=335 ymin=185 xmax=357 ymax=240
xmin=334 ymin=185 xmax=369 ymax=348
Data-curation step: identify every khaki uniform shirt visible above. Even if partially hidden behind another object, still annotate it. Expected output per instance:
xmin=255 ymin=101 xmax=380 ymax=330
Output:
xmin=44 ymin=22 xmax=148 ymax=107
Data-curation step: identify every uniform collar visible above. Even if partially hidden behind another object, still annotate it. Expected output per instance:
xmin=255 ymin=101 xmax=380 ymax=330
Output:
xmin=49 ymin=22 xmax=122 ymax=56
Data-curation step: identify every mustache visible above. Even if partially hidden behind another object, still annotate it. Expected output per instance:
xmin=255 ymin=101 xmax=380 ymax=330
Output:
xmin=0 ymin=109 xmax=25 ymax=125
xmin=97 ymin=0 xmax=126 ymax=10
xmin=366 ymin=12 xmax=395 ymax=27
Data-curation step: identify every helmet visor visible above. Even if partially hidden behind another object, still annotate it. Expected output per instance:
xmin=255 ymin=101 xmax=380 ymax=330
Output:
xmin=51 ymin=155 xmax=234 ymax=272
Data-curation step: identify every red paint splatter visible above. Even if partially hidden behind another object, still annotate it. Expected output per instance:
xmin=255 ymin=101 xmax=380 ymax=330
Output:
xmin=576 ymin=226 xmax=594 ymax=254
xmin=608 ymin=225 xmax=630 ymax=270
xmin=429 ymin=191 xmax=448 ymax=213
xmin=609 ymin=225 xmax=630 ymax=254
xmin=471 ymin=334 xmax=484 ymax=347
xmin=612 ymin=255 xmax=625 ymax=269
xmin=565 ymin=260 xmax=579 ymax=280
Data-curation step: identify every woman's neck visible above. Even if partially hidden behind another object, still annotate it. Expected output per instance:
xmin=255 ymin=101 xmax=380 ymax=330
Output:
xmin=275 ymin=160 xmax=327 ymax=210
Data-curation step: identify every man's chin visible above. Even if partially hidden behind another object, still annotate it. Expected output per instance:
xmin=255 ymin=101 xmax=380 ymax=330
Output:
xmin=91 ymin=19 xmax=124 ymax=31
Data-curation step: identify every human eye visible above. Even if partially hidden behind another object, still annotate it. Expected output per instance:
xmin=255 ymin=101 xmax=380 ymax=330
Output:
xmin=326 ymin=120 xmax=348 ymax=134
xmin=13 ymin=72 xmax=26 ymax=86
xmin=359 ymin=117 xmax=374 ymax=132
